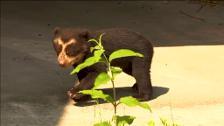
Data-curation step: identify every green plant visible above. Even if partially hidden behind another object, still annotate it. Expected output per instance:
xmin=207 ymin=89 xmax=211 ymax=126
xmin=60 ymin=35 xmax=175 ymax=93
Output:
xmin=70 ymin=33 xmax=150 ymax=126
xmin=159 ymin=118 xmax=180 ymax=126
xmin=70 ymin=33 xmax=180 ymax=126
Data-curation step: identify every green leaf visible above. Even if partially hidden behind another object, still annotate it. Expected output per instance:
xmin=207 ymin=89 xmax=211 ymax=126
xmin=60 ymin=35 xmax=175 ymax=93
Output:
xmin=139 ymin=102 xmax=152 ymax=112
xmin=116 ymin=115 xmax=135 ymax=126
xmin=90 ymin=45 xmax=102 ymax=52
xmin=94 ymin=121 xmax=112 ymax=126
xmin=94 ymin=49 xmax=105 ymax=57
xmin=98 ymin=33 xmax=105 ymax=47
xmin=119 ymin=96 xmax=139 ymax=106
xmin=160 ymin=118 xmax=169 ymax=126
xmin=80 ymin=89 xmax=113 ymax=103
xmin=94 ymin=72 xmax=111 ymax=89
xmin=70 ymin=55 xmax=101 ymax=75
xmin=148 ymin=119 xmax=155 ymax=126
xmin=90 ymin=47 xmax=95 ymax=53
xmin=109 ymin=49 xmax=144 ymax=62
xmin=119 ymin=96 xmax=151 ymax=111
xmin=159 ymin=117 xmax=180 ymax=126
xmin=88 ymin=38 xmax=99 ymax=44
xmin=111 ymin=66 xmax=122 ymax=77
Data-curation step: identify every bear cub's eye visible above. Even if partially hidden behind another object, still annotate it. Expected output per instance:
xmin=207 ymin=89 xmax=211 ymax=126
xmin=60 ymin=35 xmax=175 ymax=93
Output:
xmin=65 ymin=44 xmax=82 ymax=57
xmin=53 ymin=43 xmax=62 ymax=55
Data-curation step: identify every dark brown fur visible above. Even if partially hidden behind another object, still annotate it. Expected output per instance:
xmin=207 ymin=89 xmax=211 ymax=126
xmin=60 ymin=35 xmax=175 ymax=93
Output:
xmin=52 ymin=27 xmax=154 ymax=101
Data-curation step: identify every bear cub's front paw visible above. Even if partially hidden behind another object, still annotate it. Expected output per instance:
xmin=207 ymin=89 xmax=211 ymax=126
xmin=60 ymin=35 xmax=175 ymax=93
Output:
xmin=67 ymin=87 xmax=90 ymax=102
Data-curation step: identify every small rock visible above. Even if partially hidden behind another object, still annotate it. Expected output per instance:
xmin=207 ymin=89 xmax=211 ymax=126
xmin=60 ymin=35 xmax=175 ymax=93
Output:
xmin=38 ymin=33 xmax=42 ymax=37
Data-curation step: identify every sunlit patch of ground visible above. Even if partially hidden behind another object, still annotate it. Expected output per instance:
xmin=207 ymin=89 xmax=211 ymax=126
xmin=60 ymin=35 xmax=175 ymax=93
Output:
xmin=57 ymin=45 xmax=224 ymax=126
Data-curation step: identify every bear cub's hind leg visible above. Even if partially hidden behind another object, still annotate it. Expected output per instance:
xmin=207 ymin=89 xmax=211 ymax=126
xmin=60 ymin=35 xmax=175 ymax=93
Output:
xmin=132 ymin=57 xmax=153 ymax=101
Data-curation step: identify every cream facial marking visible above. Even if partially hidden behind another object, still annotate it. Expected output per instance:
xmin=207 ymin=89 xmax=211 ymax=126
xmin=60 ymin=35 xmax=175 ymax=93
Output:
xmin=55 ymin=38 xmax=82 ymax=66
xmin=54 ymin=37 xmax=77 ymax=45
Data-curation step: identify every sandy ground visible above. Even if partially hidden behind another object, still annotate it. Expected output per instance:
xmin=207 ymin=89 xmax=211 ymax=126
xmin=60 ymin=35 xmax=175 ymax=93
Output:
xmin=1 ymin=1 xmax=224 ymax=126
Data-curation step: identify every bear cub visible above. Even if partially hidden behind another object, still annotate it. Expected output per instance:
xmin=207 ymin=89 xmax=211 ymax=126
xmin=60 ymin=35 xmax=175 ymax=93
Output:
xmin=52 ymin=27 xmax=154 ymax=101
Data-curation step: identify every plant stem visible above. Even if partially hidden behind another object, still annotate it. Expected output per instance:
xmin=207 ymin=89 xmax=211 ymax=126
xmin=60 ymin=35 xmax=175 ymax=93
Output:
xmin=96 ymin=39 xmax=118 ymax=125
xmin=102 ymin=53 xmax=118 ymax=125
xmin=111 ymin=79 xmax=117 ymax=112
xmin=108 ymin=64 xmax=118 ymax=126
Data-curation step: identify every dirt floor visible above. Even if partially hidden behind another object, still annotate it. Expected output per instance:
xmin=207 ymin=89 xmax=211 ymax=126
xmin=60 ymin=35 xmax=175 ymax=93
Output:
xmin=1 ymin=1 xmax=224 ymax=126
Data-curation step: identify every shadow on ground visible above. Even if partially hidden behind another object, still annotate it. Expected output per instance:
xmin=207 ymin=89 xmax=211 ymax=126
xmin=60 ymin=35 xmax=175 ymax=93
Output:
xmin=1 ymin=46 xmax=72 ymax=126
xmin=74 ymin=86 xmax=169 ymax=107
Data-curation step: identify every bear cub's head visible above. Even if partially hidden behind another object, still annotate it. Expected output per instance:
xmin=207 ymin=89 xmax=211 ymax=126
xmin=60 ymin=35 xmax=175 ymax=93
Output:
xmin=52 ymin=27 xmax=90 ymax=67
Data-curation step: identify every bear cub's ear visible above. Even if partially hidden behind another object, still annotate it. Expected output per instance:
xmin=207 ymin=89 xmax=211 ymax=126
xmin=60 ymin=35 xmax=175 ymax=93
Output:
xmin=54 ymin=27 xmax=60 ymax=35
xmin=79 ymin=30 xmax=89 ymax=41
